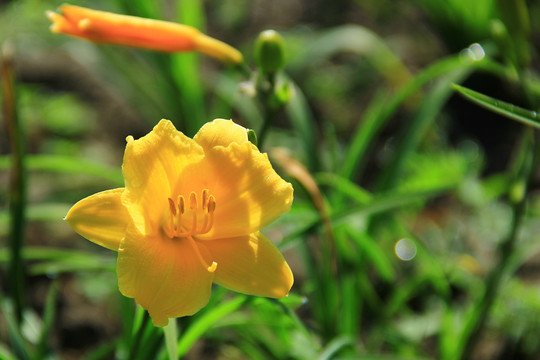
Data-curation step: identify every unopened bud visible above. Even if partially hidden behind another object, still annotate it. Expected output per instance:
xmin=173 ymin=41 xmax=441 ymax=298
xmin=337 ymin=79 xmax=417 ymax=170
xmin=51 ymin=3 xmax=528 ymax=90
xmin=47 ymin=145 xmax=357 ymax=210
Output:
xmin=254 ymin=30 xmax=285 ymax=74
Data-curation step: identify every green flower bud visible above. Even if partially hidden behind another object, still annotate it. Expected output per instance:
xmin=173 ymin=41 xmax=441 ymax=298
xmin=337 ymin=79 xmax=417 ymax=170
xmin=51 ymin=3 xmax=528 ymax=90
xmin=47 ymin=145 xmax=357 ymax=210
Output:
xmin=254 ymin=30 xmax=285 ymax=74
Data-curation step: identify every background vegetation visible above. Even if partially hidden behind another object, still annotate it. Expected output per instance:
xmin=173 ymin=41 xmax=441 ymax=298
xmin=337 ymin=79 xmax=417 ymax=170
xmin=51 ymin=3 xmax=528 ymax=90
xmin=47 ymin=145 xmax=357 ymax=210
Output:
xmin=2 ymin=0 xmax=540 ymax=359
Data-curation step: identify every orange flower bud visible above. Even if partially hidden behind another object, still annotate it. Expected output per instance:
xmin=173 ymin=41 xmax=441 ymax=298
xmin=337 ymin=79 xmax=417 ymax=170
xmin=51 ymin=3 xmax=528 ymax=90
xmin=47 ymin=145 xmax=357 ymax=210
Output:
xmin=46 ymin=4 xmax=243 ymax=64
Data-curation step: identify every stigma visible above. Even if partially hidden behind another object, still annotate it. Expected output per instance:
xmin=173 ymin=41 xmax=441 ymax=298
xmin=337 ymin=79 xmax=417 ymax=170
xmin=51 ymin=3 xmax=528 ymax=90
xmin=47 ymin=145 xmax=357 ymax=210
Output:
xmin=164 ymin=189 xmax=216 ymax=239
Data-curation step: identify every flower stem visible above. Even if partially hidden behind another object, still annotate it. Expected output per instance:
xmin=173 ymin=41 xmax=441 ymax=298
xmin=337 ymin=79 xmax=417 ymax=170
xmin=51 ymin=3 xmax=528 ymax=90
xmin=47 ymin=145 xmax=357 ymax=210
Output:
xmin=2 ymin=41 xmax=26 ymax=324
xmin=164 ymin=318 xmax=179 ymax=360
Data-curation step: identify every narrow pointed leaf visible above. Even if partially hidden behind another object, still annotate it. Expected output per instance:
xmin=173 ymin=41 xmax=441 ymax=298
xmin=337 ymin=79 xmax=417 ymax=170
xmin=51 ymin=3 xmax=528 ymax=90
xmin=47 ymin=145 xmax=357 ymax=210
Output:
xmin=452 ymin=83 xmax=540 ymax=129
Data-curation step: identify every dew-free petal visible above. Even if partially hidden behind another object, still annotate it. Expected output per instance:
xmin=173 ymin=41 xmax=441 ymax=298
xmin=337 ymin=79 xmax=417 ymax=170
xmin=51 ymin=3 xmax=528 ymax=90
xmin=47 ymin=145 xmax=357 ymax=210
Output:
xmin=65 ymin=188 xmax=128 ymax=251
xmin=117 ymin=224 xmax=215 ymax=326
xmin=122 ymin=119 xmax=204 ymax=236
xmin=174 ymin=141 xmax=293 ymax=239
xmin=208 ymin=232 xmax=293 ymax=298
xmin=193 ymin=118 xmax=248 ymax=151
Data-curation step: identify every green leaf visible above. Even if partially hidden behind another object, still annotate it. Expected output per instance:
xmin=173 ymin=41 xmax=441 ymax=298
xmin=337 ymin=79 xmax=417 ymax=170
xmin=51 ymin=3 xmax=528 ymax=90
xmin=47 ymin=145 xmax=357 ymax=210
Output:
xmin=0 ymin=155 xmax=123 ymax=185
xmin=452 ymin=83 xmax=540 ymax=129
xmin=32 ymin=280 xmax=59 ymax=360
xmin=177 ymin=296 xmax=247 ymax=357
xmin=0 ymin=247 xmax=115 ymax=275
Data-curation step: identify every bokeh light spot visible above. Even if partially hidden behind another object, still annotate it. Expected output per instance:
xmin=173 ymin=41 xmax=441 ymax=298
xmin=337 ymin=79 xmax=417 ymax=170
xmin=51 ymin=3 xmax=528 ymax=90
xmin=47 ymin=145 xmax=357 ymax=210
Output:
xmin=394 ymin=238 xmax=417 ymax=261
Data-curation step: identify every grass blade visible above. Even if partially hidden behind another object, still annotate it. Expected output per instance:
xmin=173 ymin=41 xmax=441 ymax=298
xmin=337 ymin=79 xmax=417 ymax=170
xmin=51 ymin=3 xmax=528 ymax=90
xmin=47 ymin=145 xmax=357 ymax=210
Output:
xmin=452 ymin=83 xmax=540 ymax=129
xmin=171 ymin=0 xmax=206 ymax=136
xmin=2 ymin=41 xmax=26 ymax=324
xmin=0 ymin=155 xmax=123 ymax=185
xmin=177 ymin=296 xmax=247 ymax=357
xmin=32 ymin=280 xmax=58 ymax=360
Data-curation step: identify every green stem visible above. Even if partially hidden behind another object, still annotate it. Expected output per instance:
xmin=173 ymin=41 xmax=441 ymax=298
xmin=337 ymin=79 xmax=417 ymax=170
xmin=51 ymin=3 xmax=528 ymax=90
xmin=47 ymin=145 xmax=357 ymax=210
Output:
xmin=2 ymin=41 xmax=26 ymax=324
xmin=458 ymin=129 xmax=540 ymax=360
xmin=256 ymin=72 xmax=278 ymax=149
xmin=163 ymin=318 xmax=178 ymax=360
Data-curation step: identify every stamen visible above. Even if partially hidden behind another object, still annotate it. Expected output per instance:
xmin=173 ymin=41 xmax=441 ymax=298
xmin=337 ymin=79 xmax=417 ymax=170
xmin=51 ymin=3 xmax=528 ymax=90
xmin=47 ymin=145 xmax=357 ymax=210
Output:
xmin=165 ymin=191 xmax=216 ymax=237
xmin=168 ymin=198 xmax=177 ymax=216
xmin=208 ymin=195 xmax=216 ymax=212
xmin=175 ymin=195 xmax=186 ymax=236
xmin=187 ymin=236 xmax=217 ymax=273
xmin=200 ymin=195 xmax=216 ymax=234
xmin=202 ymin=189 xmax=209 ymax=211
xmin=178 ymin=195 xmax=185 ymax=214
xmin=189 ymin=192 xmax=197 ymax=210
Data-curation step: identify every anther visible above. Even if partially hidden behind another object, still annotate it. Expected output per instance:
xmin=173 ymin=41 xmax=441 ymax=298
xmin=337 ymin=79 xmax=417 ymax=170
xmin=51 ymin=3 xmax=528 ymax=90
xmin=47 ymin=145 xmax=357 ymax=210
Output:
xmin=165 ymin=191 xmax=217 ymax=237
xmin=207 ymin=196 xmax=216 ymax=213
xmin=189 ymin=192 xmax=197 ymax=210
xmin=168 ymin=198 xmax=177 ymax=216
xmin=202 ymin=189 xmax=209 ymax=211
xmin=178 ymin=195 xmax=185 ymax=214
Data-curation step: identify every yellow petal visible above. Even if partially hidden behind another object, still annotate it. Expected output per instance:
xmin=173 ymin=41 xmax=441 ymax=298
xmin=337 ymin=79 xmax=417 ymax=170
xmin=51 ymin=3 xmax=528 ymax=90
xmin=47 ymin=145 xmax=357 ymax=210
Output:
xmin=207 ymin=232 xmax=293 ymax=298
xmin=117 ymin=225 xmax=215 ymax=326
xmin=64 ymin=188 xmax=127 ymax=251
xmin=193 ymin=119 xmax=249 ymax=151
xmin=173 ymin=142 xmax=293 ymax=239
xmin=121 ymin=119 xmax=204 ymax=236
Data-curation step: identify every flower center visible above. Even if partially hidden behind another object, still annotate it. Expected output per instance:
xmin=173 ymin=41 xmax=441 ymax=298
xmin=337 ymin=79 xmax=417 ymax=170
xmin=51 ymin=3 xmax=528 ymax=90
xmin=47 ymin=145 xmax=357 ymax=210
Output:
xmin=163 ymin=189 xmax=217 ymax=273
xmin=164 ymin=189 xmax=216 ymax=239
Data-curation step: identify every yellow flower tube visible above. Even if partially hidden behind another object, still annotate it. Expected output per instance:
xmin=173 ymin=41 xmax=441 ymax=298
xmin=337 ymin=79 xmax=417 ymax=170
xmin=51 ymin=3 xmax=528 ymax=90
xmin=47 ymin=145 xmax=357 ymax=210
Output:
xmin=65 ymin=119 xmax=294 ymax=326
xmin=46 ymin=4 xmax=243 ymax=64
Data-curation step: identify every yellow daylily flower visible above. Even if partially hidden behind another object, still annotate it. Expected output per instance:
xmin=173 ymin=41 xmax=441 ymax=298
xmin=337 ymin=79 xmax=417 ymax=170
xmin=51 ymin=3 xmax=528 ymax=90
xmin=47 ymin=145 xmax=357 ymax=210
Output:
xmin=46 ymin=4 xmax=243 ymax=64
xmin=65 ymin=119 xmax=294 ymax=326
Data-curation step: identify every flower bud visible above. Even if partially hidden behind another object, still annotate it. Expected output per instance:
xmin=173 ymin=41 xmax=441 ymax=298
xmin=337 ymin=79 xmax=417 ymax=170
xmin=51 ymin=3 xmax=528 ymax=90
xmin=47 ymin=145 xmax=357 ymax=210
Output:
xmin=254 ymin=30 xmax=285 ymax=74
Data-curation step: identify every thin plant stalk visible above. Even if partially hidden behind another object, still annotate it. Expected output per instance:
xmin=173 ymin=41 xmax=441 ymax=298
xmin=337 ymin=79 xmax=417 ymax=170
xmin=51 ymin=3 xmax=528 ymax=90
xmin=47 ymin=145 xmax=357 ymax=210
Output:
xmin=2 ymin=41 xmax=26 ymax=324
xmin=164 ymin=319 xmax=178 ymax=360
xmin=457 ymin=129 xmax=540 ymax=360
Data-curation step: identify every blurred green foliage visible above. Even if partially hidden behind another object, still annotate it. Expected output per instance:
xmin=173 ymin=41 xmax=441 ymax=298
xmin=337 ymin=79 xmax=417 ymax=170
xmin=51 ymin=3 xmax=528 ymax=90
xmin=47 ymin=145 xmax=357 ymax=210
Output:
xmin=2 ymin=0 xmax=540 ymax=359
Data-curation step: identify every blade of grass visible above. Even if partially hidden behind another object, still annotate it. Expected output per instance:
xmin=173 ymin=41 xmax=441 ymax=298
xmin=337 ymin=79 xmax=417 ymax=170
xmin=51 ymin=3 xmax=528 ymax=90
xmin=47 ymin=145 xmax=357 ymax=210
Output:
xmin=281 ymin=186 xmax=455 ymax=247
xmin=456 ymin=130 xmax=540 ymax=360
xmin=2 ymin=41 xmax=26 ymax=324
xmin=316 ymin=335 xmax=354 ymax=360
xmin=452 ymin=83 xmax=540 ymax=129
xmin=0 ymin=299 xmax=30 ymax=360
xmin=0 ymin=247 xmax=116 ymax=275
xmin=0 ymin=344 xmax=17 ymax=360
xmin=177 ymin=295 xmax=247 ymax=357
xmin=0 ymin=203 xmax=72 ymax=235
xmin=128 ymin=311 xmax=150 ymax=360
xmin=315 ymin=172 xmax=372 ymax=205
xmin=0 ymin=155 xmax=123 ymax=185
xmin=172 ymin=0 xmax=206 ymax=136
xmin=340 ymin=54 xmax=508 ymax=186
xmin=32 ymin=280 xmax=58 ymax=360
xmin=377 ymin=68 xmax=470 ymax=191
xmin=285 ymin=81 xmax=320 ymax=171
xmin=288 ymin=25 xmax=412 ymax=89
